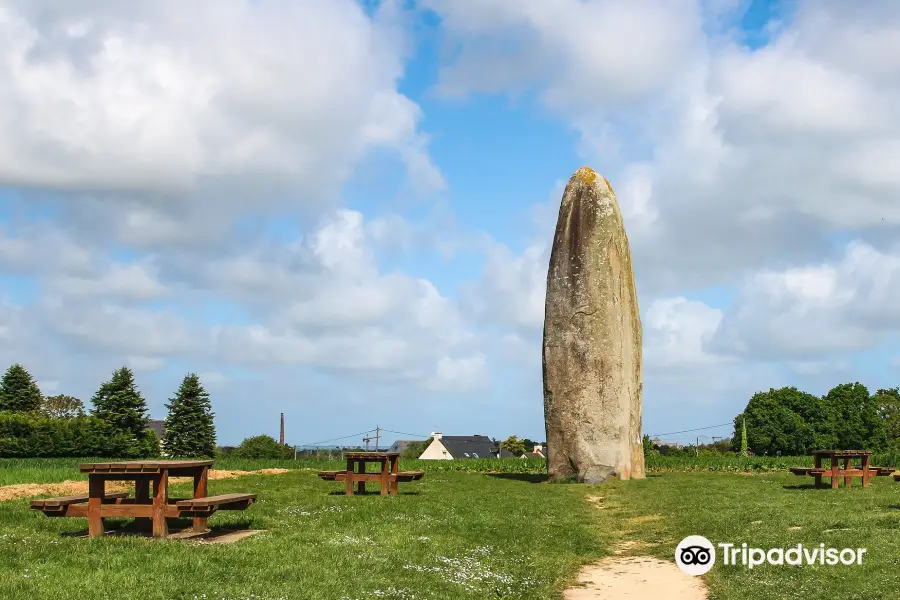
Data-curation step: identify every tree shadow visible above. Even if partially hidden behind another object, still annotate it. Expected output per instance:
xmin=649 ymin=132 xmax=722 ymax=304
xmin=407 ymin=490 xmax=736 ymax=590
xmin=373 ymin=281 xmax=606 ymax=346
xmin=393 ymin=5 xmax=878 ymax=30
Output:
xmin=782 ymin=483 xmax=827 ymax=490
xmin=486 ymin=473 xmax=549 ymax=484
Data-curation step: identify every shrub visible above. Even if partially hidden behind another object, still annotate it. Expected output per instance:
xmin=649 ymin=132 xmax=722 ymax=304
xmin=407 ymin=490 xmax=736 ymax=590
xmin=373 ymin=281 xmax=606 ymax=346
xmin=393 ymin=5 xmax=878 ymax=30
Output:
xmin=232 ymin=434 xmax=293 ymax=459
xmin=0 ymin=411 xmax=158 ymax=458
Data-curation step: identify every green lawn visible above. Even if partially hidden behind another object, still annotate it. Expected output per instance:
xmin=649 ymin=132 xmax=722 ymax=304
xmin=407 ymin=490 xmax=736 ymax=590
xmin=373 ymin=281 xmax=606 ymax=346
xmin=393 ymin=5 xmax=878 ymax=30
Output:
xmin=4 ymin=459 xmax=900 ymax=599
xmin=0 ymin=464 xmax=604 ymax=600
xmin=596 ymin=471 xmax=900 ymax=600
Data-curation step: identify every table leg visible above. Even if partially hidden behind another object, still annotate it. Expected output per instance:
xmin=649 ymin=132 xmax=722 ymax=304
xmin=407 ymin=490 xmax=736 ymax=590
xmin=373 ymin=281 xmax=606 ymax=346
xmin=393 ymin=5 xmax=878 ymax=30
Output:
xmin=380 ymin=458 xmax=389 ymax=496
xmin=863 ymin=455 xmax=871 ymax=488
xmin=390 ymin=455 xmax=400 ymax=496
xmin=831 ymin=456 xmax=839 ymax=489
xmin=135 ymin=476 xmax=152 ymax=533
xmin=88 ymin=476 xmax=105 ymax=538
xmin=814 ymin=454 xmax=822 ymax=487
xmin=346 ymin=458 xmax=355 ymax=496
xmin=357 ymin=460 xmax=366 ymax=495
xmin=193 ymin=466 xmax=209 ymax=532
xmin=152 ymin=472 xmax=169 ymax=538
xmin=844 ymin=457 xmax=852 ymax=488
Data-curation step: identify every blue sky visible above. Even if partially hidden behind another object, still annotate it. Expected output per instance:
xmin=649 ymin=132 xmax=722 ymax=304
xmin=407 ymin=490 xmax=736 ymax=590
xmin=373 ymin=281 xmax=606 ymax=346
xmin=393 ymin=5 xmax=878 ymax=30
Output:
xmin=1 ymin=0 xmax=899 ymax=448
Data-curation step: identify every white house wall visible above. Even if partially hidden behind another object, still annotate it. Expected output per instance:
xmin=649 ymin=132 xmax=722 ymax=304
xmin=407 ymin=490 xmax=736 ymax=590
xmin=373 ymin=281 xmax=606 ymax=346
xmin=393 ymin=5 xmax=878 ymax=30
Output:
xmin=418 ymin=439 xmax=452 ymax=460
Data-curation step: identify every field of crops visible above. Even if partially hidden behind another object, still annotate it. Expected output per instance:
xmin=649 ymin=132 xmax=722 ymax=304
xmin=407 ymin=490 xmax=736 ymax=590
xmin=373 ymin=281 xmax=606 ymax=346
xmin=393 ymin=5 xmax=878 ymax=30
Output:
xmin=0 ymin=456 xmax=548 ymax=486
xmin=645 ymin=453 xmax=900 ymax=473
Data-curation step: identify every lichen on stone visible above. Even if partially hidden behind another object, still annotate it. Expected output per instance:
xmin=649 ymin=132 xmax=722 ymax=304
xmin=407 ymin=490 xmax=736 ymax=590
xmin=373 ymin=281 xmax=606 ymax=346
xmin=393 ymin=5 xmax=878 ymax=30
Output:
xmin=574 ymin=166 xmax=597 ymax=187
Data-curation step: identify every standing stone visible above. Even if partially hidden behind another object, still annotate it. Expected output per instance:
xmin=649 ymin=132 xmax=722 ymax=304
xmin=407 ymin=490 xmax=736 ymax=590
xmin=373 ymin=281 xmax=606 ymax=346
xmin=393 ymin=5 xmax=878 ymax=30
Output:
xmin=543 ymin=167 xmax=645 ymax=483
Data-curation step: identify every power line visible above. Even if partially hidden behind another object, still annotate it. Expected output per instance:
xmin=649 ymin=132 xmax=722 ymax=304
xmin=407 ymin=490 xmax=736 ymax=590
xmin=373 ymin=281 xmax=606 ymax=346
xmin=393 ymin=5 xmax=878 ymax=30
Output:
xmin=647 ymin=422 xmax=733 ymax=438
xmin=381 ymin=429 xmax=433 ymax=439
xmin=297 ymin=429 xmax=376 ymax=448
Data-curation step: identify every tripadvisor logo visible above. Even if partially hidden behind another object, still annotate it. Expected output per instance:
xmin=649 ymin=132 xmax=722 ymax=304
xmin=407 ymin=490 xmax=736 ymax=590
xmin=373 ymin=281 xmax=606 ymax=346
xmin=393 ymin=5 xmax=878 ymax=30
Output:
xmin=676 ymin=536 xmax=867 ymax=575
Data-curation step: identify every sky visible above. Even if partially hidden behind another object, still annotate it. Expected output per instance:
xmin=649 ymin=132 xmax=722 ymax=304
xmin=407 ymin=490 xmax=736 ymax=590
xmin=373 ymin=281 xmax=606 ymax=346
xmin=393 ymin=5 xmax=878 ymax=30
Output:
xmin=1 ymin=0 xmax=899 ymax=447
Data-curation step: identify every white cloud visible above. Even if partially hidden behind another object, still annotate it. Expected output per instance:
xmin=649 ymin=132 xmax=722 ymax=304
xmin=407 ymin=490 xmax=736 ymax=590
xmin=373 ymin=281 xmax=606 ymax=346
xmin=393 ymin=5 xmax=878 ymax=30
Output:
xmin=127 ymin=356 xmax=165 ymax=373
xmin=710 ymin=242 xmax=900 ymax=360
xmin=426 ymin=0 xmax=900 ymax=297
xmin=644 ymin=297 xmax=724 ymax=368
xmin=0 ymin=0 xmax=442 ymax=249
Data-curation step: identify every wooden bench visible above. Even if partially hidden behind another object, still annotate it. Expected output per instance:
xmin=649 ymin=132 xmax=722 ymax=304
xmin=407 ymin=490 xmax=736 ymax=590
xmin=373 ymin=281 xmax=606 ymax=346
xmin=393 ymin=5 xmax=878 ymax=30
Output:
xmin=789 ymin=467 xmax=813 ymax=476
xmin=176 ymin=493 xmax=256 ymax=513
xmin=325 ymin=471 xmax=425 ymax=483
xmin=31 ymin=492 xmax=129 ymax=516
xmin=395 ymin=471 xmax=425 ymax=482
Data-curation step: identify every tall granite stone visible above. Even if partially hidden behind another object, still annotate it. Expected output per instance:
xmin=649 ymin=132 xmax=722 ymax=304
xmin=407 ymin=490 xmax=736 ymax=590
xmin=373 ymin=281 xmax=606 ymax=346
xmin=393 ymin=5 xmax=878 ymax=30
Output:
xmin=542 ymin=166 xmax=645 ymax=483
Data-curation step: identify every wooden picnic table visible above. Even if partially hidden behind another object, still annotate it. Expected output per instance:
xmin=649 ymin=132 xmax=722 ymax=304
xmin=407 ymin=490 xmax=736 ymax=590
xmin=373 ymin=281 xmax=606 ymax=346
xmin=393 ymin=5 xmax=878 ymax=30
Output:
xmin=30 ymin=460 xmax=256 ymax=538
xmin=788 ymin=450 xmax=888 ymax=488
xmin=317 ymin=452 xmax=424 ymax=496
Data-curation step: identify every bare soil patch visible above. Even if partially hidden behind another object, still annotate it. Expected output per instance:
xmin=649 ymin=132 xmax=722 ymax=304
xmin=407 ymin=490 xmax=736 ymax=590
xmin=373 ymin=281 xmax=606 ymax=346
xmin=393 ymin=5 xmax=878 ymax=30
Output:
xmin=0 ymin=468 xmax=290 ymax=502
xmin=563 ymin=556 xmax=708 ymax=600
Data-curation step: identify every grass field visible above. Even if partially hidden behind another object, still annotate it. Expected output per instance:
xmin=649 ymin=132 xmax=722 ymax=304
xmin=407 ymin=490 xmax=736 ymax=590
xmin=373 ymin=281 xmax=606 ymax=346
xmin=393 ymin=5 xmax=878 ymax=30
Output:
xmin=599 ymin=471 xmax=900 ymax=599
xmin=3 ymin=457 xmax=900 ymax=599
xmin=0 ymin=458 xmax=601 ymax=600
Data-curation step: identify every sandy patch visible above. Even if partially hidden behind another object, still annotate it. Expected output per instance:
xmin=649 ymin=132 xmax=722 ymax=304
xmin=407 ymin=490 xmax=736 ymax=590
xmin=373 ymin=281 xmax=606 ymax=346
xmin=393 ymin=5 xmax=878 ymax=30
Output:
xmin=627 ymin=514 xmax=662 ymax=525
xmin=612 ymin=540 xmax=652 ymax=555
xmin=563 ymin=556 xmax=708 ymax=600
xmin=0 ymin=468 xmax=290 ymax=502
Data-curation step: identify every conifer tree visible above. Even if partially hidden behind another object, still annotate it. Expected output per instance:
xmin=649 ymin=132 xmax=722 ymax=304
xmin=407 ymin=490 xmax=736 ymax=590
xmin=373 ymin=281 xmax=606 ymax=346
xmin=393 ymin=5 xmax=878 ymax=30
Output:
xmin=0 ymin=363 xmax=43 ymax=413
xmin=91 ymin=366 xmax=152 ymax=455
xmin=163 ymin=374 xmax=216 ymax=458
xmin=740 ymin=417 xmax=748 ymax=457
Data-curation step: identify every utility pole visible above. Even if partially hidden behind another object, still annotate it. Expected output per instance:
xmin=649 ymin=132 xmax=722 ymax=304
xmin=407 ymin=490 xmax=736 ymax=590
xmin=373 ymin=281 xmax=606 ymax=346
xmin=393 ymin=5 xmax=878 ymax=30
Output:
xmin=375 ymin=426 xmax=380 ymax=452
xmin=280 ymin=413 xmax=285 ymax=446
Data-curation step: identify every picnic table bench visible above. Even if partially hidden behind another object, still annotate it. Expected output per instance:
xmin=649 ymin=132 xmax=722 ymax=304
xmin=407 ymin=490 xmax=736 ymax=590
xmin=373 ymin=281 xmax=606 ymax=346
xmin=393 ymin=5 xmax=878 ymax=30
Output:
xmin=30 ymin=460 xmax=256 ymax=538
xmin=788 ymin=450 xmax=889 ymax=488
xmin=317 ymin=452 xmax=424 ymax=496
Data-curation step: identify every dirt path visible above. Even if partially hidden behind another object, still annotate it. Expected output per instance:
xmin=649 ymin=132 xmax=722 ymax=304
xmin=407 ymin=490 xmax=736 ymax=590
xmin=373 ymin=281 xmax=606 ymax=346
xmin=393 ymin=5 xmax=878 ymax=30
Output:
xmin=566 ymin=496 xmax=709 ymax=599
xmin=0 ymin=468 xmax=290 ymax=502
xmin=563 ymin=555 xmax=708 ymax=599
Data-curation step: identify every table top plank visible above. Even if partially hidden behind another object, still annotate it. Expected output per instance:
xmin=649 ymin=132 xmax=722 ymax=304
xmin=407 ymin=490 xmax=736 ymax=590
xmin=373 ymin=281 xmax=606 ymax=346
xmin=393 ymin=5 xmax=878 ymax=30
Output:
xmin=80 ymin=460 xmax=214 ymax=474
xmin=811 ymin=450 xmax=872 ymax=456
xmin=343 ymin=452 xmax=400 ymax=460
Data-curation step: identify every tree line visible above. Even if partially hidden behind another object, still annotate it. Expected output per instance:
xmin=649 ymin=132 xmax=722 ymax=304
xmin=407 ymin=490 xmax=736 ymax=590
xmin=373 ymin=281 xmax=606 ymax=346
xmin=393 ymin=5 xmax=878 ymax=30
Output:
xmin=0 ymin=363 xmax=216 ymax=458
xmin=733 ymin=382 xmax=900 ymax=456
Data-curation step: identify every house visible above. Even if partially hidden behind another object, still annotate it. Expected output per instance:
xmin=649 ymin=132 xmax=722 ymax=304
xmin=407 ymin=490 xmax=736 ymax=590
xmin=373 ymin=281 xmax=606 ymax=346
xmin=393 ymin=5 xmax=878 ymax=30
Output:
xmin=386 ymin=440 xmax=418 ymax=454
xmin=146 ymin=420 xmax=166 ymax=440
xmin=521 ymin=444 xmax=546 ymax=459
xmin=418 ymin=433 xmax=513 ymax=460
xmin=651 ymin=438 xmax=683 ymax=449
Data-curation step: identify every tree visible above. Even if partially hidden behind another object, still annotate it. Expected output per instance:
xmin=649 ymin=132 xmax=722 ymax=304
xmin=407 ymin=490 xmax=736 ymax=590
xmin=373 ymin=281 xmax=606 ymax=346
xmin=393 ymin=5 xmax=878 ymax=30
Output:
xmin=162 ymin=374 xmax=216 ymax=458
xmin=0 ymin=363 xmax=43 ymax=413
xmin=823 ymin=382 xmax=886 ymax=450
xmin=401 ymin=440 xmax=429 ymax=460
xmin=500 ymin=435 xmax=526 ymax=457
xmin=91 ymin=366 xmax=153 ymax=455
xmin=740 ymin=417 xmax=748 ymax=457
xmin=232 ymin=434 xmax=292 ymax=459
xmin=733 ymin=387 xmax=829 ymax=456
xmin=876 ymin=388 xmax=900 ymax=449
xmin=41 ymin=395 xmax=85 ymax=419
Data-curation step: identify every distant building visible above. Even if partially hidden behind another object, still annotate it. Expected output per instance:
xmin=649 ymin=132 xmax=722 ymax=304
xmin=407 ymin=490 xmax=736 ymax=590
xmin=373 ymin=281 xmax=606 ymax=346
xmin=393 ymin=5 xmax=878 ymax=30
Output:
xmin=651 ymin=438 xmax=683 ymax=449
xmin=418 ymin=433 xmax=514 ymax=460
xmin=146 ymin=420 xmax=166 ymax=439
xmin=386 ymin=440 xmax=418 ymax=454
xmin=521 ymin=444 xmax=546 ymax=459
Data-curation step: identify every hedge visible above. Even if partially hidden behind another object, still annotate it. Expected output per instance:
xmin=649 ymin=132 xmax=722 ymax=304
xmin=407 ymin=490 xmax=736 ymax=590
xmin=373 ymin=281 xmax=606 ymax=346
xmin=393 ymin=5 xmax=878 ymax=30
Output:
xmin=0 ymin=411 xmax=160 ymax=458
